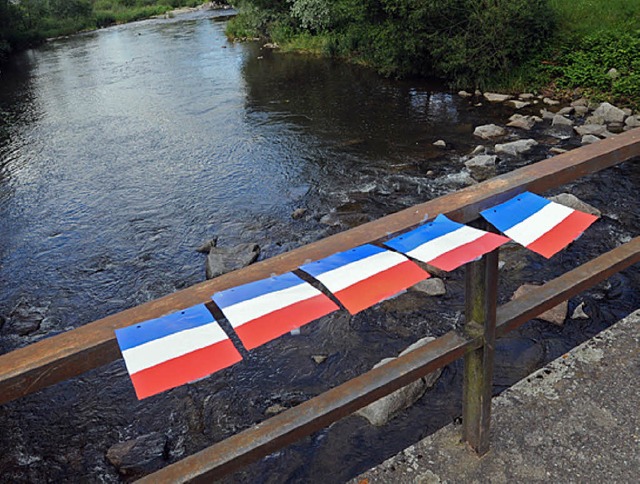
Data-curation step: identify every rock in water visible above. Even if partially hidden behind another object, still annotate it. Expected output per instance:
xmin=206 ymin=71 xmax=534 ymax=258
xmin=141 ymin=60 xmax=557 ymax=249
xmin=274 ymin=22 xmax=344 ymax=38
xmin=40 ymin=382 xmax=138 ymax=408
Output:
xmin=196 ymin=236 xmax=218 ymax=254
xmin=205 ymin=243 xmax=260 ymax=279
xmin=495 ymin=139 xmax=538 ymax=156
xmin=8 ymin=298 xmax=49 ymax=336
xmin=593 ymin=102 xmax=626 ymax=124
xmin=483 ymin=92 xmax=512 ymax=102
xmin=552 ymin=114 xmax=574 ymax=127
xmin=548 ymin=193 xmax=601 ymax=217
xmin=106 ymin=433 xmax=168 ymax=477
xmin=574 ymin=124 xmax=608 ymax=137
xmin=512 ymin=284 xmax=568 ymax=325
xmin=356 ymin=337 xmax=442 ymax=426
xmin=464 ymin=155 xmax=497 ymax=182
xmin=473 ymin=124 xmax=506 ymax=139
xmin=410 ymin=278 xmax=446 ymax=296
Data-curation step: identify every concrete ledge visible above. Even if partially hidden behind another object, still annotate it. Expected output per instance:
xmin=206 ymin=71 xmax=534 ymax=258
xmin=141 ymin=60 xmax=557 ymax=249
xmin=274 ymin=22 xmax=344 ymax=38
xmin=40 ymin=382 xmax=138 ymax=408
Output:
xmin=355 ymin=309 xmax=640 ymax=483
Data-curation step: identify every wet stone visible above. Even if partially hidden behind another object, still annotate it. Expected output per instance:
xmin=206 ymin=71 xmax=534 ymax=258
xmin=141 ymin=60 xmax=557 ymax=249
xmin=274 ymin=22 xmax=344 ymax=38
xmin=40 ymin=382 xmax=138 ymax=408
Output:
xmin=464 ymin=155 xmax=497 ymax=182
xmin=106 ymin=432 xmax=168 ymax=477
xmin=356 ymin=337 xmax=442 ymax=426
xmin=205 ymin=243 xmax=260 ymax=279
xmin=473 ymin=124 xmax=506 ymax=139
xmin=7 ymin=299 xmax=48 ymax=336
xmin=410 ymin=278 xmax=446 ymax=296
xmin=291 ymin=207 xmax=307 ymax=219
xmin=512 ymin=284 xmax=568 ymax=325
xmin=549 ymin=193 xmax=602 ymax=217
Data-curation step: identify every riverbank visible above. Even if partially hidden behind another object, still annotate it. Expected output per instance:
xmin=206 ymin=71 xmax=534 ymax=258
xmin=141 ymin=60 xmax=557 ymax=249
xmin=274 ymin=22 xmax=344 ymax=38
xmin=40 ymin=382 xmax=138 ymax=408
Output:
xmin=227 ymin=0 xmax=640 ymax=109
xmin=0 ymin=1 xmax=228 ymax=61
xmin=354 ymin=308 xmax=640 ymax=483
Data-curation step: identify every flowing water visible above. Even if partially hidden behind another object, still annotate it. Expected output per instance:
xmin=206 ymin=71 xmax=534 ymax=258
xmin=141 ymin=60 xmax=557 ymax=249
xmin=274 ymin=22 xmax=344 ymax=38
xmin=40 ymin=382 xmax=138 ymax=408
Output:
xmin=0 ymin=9 xmax=638 ymax=482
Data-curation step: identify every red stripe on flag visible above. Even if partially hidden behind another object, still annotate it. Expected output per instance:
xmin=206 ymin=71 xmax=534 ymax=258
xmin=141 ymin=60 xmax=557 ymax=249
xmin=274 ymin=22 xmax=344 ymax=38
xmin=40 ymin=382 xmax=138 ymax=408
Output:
xmin=334 ymin=260 xmax=430 ymax=315
xmin=235 ymin=294 xmax=339 ymax=350
xmin=130 ymin=339 xmax=242 ymax=399
xmin=427 ymin=232 xmax=509 ymax=271
xmin=527 ymin=210 xmax=598 ymax=258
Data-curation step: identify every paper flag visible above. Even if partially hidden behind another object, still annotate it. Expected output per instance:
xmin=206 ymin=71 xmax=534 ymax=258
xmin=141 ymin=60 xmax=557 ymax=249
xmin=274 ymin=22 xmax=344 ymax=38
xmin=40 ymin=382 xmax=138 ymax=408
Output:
xmin=480 ymin=191 xmax=598 ymax=258
xmin=383 ymin=214 xmax=509 ymax=271
xmin=115 ymin=304 xmax=241 ymax=399
xmin=213 ymin=272 xmax=339 ymax=350
xmin=299 ymin=244 xmax=430 ymax=315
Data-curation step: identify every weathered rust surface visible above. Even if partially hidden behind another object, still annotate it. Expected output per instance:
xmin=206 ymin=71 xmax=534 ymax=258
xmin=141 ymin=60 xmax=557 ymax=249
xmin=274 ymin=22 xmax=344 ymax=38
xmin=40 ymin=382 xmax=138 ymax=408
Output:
xmin=137 ymin=331 xmax=475 ymax=483
xmin=462 ymin=222 xmax=499 ymax=455
xmin=497 ymin=236 xmax=640 ymax=336
xmin=0 ymin=129 xmax=638 ymax=405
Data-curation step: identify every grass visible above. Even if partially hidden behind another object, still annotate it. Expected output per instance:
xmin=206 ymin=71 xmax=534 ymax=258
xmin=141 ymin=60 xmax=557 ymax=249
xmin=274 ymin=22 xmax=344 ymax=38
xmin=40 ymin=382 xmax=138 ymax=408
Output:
xmin=491 ymin=0 xmax=640 ymax=107
xmin=549 ymin=0 xmax=640 ymax=37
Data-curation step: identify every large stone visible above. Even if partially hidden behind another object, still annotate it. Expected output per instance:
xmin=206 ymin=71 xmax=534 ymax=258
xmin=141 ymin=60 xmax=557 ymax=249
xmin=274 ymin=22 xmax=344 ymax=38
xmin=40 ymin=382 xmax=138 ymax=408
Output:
xmin=495 ymin=139 xmax=538 ymax=156
xmin=464 ymin=155 xmax=497 ymax=182
xmin=508 ymin=100 xmax=530 ymax=109
xmin=473 ymin=124 xmax=506 ymax=139
xmin=8 ymin=299 xmax=48 ymax=336
xmin=410 ymin=278 xmax=446 ymax=296
xmin=543 ymin=97 xmax=560 ymax=106
xmin=106 ymin=433 xmax=168 ymax=477
xmin=205 ymin=243 xmax=260 ymax=279
xmin=552 ymin=114 xmax=574 ymax=127
xmin=548 ymin=193 xmax=602 ymax=217
xmin=582 ymin=135 xmax=601 ymax=145
xmin=483 ymin=92 xmax=512 ymax=102
xmin=512 ymin=285 xmax=568 ymax=325
xmin=557 ymin=106 xmax=574 ymax=116
xmin=624 ymin=115 xmax=640 ymax=128
xmin=574 ymin=105 xmax=589 ymax=116
xmin=507 ymin=116 xmax=536 ymax=131
xmin=540 ymin=109 xmax=556 ymax=121
xmin=592 ymin=102 xmax=626 ymax=124
xmin=356 ymin=337 xmax=442 ymax=426
xmin=458 ymin=90 xmax=473 ymax=98
xmin=519 ymin=93 xmax=535 ymax=100
xmin=574 ymin=124 xmax=607 ymax=137
xmin=571 ymin=98 xmax=589 ymax=107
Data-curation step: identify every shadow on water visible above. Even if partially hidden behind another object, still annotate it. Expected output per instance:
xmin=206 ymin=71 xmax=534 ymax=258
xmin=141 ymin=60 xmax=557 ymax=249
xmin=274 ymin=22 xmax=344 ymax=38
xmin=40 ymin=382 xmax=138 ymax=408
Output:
xmin=0 ymin=11 xmax=639 ymax=483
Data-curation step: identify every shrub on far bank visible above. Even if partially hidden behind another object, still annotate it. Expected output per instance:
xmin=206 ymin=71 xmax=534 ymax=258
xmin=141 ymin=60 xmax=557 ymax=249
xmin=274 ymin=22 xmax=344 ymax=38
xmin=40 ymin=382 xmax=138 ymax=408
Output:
xmin=227 ymin=0 xmax=554 ymax=87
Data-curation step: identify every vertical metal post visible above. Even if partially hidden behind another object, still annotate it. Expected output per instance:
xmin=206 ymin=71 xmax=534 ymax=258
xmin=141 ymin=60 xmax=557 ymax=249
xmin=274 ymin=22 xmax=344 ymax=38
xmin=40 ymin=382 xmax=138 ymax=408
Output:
xmin=462 ymin=221 xmax=499 ymax=455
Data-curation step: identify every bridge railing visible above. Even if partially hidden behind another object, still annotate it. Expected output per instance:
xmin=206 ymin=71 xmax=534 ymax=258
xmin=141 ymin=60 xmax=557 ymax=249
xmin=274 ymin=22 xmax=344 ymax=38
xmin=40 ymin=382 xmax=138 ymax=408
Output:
xmin=1 ymin=129 xmax=639 ymax=482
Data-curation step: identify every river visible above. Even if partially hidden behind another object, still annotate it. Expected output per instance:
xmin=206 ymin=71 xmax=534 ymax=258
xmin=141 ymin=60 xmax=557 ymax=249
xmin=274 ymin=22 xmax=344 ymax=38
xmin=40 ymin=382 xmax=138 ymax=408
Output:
xmin=1 ymin=9 xmax=639 ymax=482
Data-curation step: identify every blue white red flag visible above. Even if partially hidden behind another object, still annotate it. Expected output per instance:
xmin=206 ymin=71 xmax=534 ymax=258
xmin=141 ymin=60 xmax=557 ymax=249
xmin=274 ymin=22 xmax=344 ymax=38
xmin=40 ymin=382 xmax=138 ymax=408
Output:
xmin=115 ymin=304 xmax=241 ymax=400
xmin=480 ymin=191 xmax=598 ymax=258
xmin=299 ymin=244 xmax=430 ymax=315
xmin=383 ymin=214 xmax=509 ymax=271
xmin=212 ymin=272 xmax=339 ymax=350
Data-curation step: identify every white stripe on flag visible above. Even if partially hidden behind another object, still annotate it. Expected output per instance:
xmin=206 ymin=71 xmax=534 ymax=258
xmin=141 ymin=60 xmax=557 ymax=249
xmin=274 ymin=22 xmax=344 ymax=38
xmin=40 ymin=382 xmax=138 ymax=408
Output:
xmin=222 ymin=283 xmax=322 ymax=328
xmin=122 ymin=322 xmax=228 ymax=374
xmin=505 ymin=202 xmax=573 ymax=247
xmin=314 ymin=250 xmax=406 ymax=294
xmin=406 ymin=225 xmax=484 ymax=263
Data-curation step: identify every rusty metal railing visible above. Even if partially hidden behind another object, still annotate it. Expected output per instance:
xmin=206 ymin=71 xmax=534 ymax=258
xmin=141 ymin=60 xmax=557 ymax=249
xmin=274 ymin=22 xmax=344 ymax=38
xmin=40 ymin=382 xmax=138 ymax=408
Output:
xmin=1 ymin=129 xmax=639 ymax=482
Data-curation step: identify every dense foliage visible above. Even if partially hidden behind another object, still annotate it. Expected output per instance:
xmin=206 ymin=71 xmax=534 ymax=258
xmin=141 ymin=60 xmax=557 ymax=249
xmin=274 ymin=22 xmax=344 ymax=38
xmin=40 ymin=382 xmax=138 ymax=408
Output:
xmin=227 ymin=0 xmax=554 ymax=87
xmin=0 ymin=0 xmax=206 ymax=61
xmin=506 ymin=0 xmax=640 ymax=107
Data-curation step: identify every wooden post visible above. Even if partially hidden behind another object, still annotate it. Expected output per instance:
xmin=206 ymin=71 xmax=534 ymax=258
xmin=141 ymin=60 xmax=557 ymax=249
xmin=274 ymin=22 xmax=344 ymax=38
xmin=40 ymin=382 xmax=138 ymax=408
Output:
xmin=462 ymin=222 xmax=499 ymax=455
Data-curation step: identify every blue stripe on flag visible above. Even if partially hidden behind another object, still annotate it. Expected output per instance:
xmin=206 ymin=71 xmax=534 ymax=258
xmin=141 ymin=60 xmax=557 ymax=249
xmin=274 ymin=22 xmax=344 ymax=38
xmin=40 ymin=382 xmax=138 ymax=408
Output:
xmin=480 ymin=192 xmax=550 ymax=232
xmin=299 ymin=244 xmax=386 ymax=277
xmin=115 ymin=303 xmax=215 ymax=351
xmin=384 ymin=214 xmax=461 ymax=253
xmin=212 ymin=272 xmax=306 ymax=309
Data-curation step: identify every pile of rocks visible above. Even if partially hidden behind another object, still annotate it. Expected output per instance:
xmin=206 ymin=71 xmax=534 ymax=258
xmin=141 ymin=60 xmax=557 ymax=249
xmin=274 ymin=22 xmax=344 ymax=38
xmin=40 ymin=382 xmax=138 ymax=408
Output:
xmin=449 ymin=91 xmax=639 ymax=184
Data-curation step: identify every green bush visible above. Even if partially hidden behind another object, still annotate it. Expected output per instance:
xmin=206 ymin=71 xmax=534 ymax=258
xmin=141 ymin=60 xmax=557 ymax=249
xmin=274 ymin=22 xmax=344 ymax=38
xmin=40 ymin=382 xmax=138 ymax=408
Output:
xmin=229 ymin=0 xmax=554 ymax=86
xmin=540 ymin=31 xmax=640 ymax=106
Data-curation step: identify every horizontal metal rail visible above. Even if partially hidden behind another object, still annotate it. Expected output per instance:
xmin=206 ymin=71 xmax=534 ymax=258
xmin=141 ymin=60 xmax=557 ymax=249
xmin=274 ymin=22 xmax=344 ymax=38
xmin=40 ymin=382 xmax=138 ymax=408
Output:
xmin=1 ymin=129 xmax=638 ymax=406
xmin=140 ymin=236 xmax=640 ymax=483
